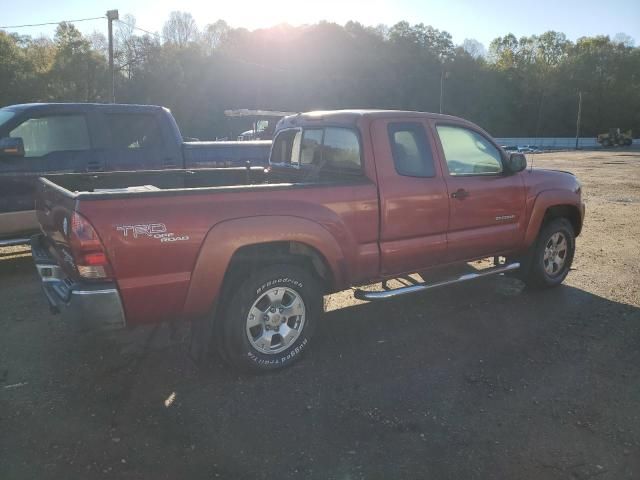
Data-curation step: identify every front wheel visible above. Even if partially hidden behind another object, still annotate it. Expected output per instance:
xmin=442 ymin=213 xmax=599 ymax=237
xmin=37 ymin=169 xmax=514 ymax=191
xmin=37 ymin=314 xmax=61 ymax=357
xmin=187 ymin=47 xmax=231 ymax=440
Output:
xmin=220 ymin=264 xmax=322 ymax=372
xmin=521 ymin=218 xmax=576 ymax=289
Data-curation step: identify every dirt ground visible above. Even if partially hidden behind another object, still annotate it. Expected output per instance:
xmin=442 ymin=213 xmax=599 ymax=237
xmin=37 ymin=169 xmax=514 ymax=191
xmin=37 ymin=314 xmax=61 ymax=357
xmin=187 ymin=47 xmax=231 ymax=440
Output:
xmin=1 ymin=149 xmax=639 ymax=479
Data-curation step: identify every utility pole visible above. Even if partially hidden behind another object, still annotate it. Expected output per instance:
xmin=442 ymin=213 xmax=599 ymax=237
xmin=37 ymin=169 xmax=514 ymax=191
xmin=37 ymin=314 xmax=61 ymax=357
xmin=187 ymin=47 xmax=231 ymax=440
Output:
xmin=575 ymin=91 xmax=582 ymax=150
xmin=106 ymin=9 xmax=119 ymax=103
xmin=439 ymin=69 xmax=450 ymax=114
xmin=439 ymin=69 xmax=445 ymax=114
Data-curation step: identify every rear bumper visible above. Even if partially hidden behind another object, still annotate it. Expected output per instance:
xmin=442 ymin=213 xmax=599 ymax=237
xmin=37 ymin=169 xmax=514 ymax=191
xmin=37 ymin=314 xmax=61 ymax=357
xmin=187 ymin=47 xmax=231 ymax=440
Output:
xmin=31 ymin=234 xmax=126 ymax=331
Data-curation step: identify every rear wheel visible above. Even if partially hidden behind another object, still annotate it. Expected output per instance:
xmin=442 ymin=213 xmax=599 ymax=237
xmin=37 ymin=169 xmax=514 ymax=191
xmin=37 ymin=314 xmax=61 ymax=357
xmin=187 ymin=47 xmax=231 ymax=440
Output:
xmin=520 ymin=218 xmax=575 ymax=289
xmin=220 ymin=264 xmax=322 ymax=372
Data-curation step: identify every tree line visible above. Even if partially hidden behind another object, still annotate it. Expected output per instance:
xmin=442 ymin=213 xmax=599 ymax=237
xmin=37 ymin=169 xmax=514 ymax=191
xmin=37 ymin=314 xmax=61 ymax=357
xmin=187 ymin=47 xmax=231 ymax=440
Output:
xmin=1 ymin=12 xmax=638 ymax=140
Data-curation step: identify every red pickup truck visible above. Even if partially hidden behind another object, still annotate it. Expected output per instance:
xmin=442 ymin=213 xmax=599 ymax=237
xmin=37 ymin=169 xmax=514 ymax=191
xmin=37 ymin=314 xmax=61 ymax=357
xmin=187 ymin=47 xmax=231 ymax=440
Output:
xmin=31 ymin=110 xmax=584 ymax=371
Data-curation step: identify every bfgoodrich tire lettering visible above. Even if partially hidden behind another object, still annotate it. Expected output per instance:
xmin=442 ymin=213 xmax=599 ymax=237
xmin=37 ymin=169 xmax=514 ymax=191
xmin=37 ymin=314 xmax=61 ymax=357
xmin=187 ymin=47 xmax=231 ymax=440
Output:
xmin=221 ymin=264 xmax=322 ymax=372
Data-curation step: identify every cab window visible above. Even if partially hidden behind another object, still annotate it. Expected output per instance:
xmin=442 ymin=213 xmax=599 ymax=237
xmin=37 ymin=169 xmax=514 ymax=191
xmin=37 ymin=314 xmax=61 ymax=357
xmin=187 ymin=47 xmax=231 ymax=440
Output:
xmin=323 ymin=127 xmax=361 ymax=172
xmin=388 ymin=122 xmax=435 ymax=177
xmin=436 ymin=125 xmax=503 ymax=176
xmin=271 ymin=129 xmax=300 ymax=165
xmin=300 ymin=129 xmax=323 ymax=166
xmin=106 ymin=113 xmax=163 ymax=149
xmin=10 ymin=115 xmax=90 ymax=157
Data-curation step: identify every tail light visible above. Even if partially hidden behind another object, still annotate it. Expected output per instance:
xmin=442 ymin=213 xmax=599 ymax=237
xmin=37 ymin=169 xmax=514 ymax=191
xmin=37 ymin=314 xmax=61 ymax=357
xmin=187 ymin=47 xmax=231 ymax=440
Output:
xmin=69 ymin=212 xmax=113 ymax=280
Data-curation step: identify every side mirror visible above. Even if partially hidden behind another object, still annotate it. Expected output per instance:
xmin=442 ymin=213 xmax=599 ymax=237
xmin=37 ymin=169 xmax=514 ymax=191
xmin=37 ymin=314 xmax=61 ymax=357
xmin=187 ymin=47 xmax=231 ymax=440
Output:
xmin=506 ymin=152 xmax=526 ymax=173
xmin=0 ymin=137 xmax=25 ymax=157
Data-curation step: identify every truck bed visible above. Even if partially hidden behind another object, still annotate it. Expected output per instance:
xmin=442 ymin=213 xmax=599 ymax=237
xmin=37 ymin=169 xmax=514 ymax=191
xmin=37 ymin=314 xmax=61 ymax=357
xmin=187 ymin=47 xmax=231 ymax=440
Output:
xmin=41 ymin=167 xmax=271 ymax=198
xmin=35 ymin=164 xmax=379 ymax=326
xmin=39 ymin=165 xmax=359 ymax=199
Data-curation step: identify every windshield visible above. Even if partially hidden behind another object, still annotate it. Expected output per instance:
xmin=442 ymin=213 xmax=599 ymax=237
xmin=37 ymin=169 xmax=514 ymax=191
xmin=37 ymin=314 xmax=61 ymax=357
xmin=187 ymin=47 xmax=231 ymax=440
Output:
xmin=0 ymin=109 xmax=16 ymax=129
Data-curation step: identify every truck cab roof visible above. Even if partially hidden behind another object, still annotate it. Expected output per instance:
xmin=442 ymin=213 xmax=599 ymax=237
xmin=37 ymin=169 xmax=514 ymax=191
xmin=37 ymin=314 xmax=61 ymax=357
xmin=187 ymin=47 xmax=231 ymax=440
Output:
xmin=1 ymin=103 xmax=168 ymax=115
xmin=276 ymin=109 xmax=468 ymax=130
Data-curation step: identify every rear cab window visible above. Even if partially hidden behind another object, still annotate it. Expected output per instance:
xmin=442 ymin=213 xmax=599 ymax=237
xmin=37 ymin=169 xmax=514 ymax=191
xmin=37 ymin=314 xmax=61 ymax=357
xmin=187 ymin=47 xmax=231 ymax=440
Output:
xmin=271 ymin=129 xmax=300 ymax=165
xmin=300 ymin=129 xmax=323 ymax=166
xmin=271 ymin=127 xmax=362 ymax=175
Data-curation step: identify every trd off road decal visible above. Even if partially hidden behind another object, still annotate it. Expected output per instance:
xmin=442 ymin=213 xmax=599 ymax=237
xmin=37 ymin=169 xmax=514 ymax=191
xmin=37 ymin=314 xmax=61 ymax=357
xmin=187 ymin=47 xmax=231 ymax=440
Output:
xmin=116 ymin=223 xmax=190 ymax=243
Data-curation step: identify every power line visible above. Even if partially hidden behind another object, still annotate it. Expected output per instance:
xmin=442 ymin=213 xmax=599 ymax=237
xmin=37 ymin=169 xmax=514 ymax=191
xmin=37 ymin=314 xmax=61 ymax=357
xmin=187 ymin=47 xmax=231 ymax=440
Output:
xmin=0 ymin=16 xmax=105 ymax=29
xmin=116 ymin=19 xmax=162 ymax=39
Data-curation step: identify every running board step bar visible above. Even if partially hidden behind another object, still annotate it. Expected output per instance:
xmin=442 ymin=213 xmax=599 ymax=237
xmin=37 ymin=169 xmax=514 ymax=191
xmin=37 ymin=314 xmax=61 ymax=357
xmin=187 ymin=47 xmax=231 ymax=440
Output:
xmin=354 ymin=262 xmax=520 ymax=301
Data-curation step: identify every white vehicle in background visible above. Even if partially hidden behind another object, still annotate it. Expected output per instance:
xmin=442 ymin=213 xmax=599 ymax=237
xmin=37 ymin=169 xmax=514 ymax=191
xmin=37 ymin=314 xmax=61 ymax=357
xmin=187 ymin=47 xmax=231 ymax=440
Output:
xmin=518 ymin=145 xmax=541 ymax=153
xmin=501 ymin=145 xmax=518 ymax=152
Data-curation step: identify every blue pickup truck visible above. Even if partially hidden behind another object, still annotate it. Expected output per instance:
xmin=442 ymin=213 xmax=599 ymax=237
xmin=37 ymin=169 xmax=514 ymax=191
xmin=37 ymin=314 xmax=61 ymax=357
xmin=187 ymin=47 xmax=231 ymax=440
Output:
xmin=0 ymin=103 xmax=271 ymax=245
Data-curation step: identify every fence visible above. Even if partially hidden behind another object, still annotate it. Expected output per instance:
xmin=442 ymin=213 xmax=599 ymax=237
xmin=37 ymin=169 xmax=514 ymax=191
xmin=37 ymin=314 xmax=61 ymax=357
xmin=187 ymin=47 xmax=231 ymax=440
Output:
xmin=494 ymin=137 xmax=638 ymax=149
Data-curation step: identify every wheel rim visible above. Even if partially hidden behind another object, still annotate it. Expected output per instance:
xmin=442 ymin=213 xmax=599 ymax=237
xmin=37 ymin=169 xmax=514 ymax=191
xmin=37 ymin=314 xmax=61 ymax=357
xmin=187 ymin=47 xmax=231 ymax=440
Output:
xmin=245 ymin=287 xmax=306 ymax=355
xmin=543 ymin=231 xmax=568 ymax=277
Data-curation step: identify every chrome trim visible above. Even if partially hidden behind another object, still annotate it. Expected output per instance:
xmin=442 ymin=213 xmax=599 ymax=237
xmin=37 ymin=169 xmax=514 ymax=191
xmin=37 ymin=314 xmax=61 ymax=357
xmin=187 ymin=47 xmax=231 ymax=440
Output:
xmin=0 ymin=237 xmax=31 ymax=247
xmin=72 ymin=288 xmax=119 ymax=296
xmin=354 ymin=263 xmax=520 ymax=301
xmin=35 ymin=263 xmax=65 ymax=282
xmin=31 ymin=234 xmax=126 ymax=331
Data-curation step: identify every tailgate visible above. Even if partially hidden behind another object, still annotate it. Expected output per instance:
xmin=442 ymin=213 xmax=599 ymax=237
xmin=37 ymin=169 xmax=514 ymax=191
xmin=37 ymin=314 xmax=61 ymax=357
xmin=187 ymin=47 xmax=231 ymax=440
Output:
xmin=35 ymin=178 xmax=80 ymax=278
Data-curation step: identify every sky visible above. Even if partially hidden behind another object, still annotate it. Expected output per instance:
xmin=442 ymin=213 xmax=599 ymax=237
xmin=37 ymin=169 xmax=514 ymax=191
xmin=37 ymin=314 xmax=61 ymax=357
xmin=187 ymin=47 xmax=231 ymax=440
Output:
xmin=1 ymin=0 xmax=639 ymax=48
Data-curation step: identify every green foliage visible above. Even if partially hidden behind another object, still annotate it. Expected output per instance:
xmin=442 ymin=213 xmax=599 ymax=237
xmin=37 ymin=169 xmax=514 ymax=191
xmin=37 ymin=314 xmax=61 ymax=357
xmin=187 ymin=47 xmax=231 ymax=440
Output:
xmin=0 ymin=17 xmax=638 ymax=139
xmin=47 ymin=23 xmax=109 ymax=101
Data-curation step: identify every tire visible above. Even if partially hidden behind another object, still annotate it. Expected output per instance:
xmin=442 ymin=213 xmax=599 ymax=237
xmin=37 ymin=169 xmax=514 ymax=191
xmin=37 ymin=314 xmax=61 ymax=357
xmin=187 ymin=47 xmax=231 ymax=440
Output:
xmin=220 ymin=264 xmax=322 ymax=372
xmin=521 ymin=218 xmax=575 ymax=289
xmin=602 ymin=139 xmax=612 ymax=147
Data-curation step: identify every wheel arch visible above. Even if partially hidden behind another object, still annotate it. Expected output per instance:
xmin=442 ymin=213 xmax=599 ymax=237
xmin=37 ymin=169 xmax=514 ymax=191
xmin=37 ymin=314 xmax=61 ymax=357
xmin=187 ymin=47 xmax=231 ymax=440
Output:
xmin=221 ymin=240 xmax=334 ymax=295
xmin=524 ymin=191 xmax=584 ymax=247
xmin=182 ymin=216 xmax=348 ymax=319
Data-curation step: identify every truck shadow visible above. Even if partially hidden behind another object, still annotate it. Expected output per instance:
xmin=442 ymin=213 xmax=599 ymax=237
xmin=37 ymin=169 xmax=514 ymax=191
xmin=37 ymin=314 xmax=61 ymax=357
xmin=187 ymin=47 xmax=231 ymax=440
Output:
xmin=0 ymin=251 xmax=38 ymax=285
xmin=125 ymin=280 xmax=640 ymax=477
xmin=3 ymin=271 xmax=639 ymax=479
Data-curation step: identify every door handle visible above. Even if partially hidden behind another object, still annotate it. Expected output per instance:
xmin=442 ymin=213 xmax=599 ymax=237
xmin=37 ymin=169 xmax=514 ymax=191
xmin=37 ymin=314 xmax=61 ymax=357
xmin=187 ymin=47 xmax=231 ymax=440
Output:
xmin=451 ymin=188 xmax=469 ymax=199
xmin=163 ymin=158 xmax=177 ymax=168
xmin=87 ymin=161 xmax=104 ymax=172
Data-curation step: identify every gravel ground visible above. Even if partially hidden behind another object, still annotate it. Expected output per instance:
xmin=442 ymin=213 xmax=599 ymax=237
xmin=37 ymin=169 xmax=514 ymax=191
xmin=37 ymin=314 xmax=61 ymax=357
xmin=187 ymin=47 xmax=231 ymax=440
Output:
xmin=1 ymin=149 xmax=639 ymax=479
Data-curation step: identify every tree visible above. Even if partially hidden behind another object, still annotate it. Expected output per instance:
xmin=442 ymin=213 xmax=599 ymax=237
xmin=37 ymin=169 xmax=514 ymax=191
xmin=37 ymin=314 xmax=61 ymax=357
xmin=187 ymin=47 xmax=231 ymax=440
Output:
xmin=162 ymin=11 xmax=199 ymax=47
xmin=489 ymin=34 xmax=519 ymax=68
xmin=0 ymin=32 xmax=33 ymax=105
xmin=49 ymin=22 xmax=108 ymax=101
xmin=1 ymin=13 xmax=639 ymax=138
xmin=613 ymin=32 xmax=635 ymax=47
xmin=201 ymin=20 xmax=230 ymax=54
xmin=462 ymin=38 xmax=486 ymax=58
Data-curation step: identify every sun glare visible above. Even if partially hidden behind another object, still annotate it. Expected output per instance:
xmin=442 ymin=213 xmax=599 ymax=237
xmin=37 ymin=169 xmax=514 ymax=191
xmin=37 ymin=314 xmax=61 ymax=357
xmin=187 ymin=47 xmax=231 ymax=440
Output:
xmin=190 ymin=0 xmax=397 ymax=30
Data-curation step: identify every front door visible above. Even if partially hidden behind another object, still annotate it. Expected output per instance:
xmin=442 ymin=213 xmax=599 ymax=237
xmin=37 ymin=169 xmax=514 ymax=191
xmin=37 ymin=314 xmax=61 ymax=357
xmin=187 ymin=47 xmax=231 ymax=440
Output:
xmin=432 ymin=123 xmax=526 ymax=262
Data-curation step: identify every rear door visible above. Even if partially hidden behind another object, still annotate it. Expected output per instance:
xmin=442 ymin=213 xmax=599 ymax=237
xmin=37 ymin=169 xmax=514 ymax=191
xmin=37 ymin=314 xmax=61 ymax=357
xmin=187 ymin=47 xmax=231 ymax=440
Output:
xmin=0 ymin=112 xmax=93 ymax=237
xmin=432 ymin=122 xmax=526 ymax=261
xmin=103 ymin=112 xmax=167 ymax=170
xmin=372 ymin=118 xmax=450 ymax=275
